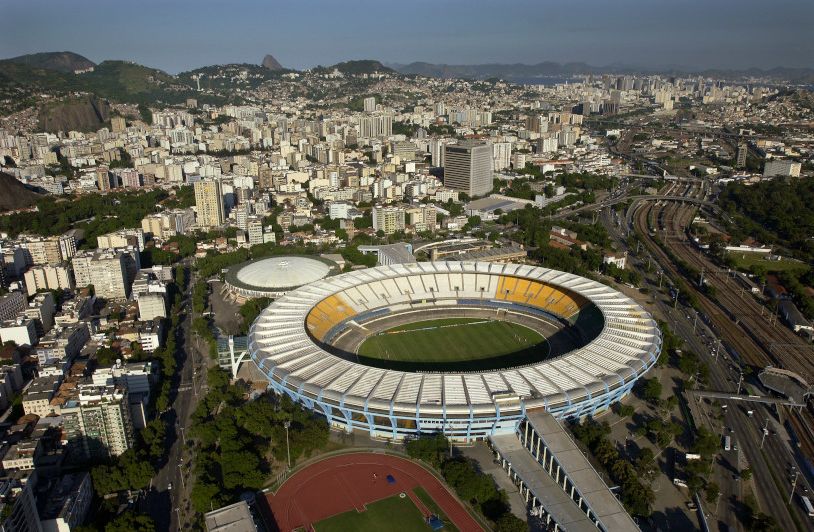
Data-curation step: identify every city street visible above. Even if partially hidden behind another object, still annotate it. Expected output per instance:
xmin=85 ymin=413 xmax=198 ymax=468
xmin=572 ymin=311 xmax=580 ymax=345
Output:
xmin=143 ymin=264 xmax=209 ymax=531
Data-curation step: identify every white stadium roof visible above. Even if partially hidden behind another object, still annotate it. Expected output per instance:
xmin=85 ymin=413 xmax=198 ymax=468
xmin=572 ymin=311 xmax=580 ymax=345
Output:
xmin=233 ymin=256 xmax=332 ymax=290
xmin=248 ymin=262 xmax=661 ymax=415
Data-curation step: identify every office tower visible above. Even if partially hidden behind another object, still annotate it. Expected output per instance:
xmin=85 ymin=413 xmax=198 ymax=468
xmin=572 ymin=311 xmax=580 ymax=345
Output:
xmin=736 ymin=143 xmax=748 ymax=168
xmin=194 ymin=179 xmax=225 ymax=229
xmin=372 ymin=206 xmax=406 ymax=235
xmin=443 ymin=141 xmax=493 ymax=197
xmin=363 ymin=97 xmax=376 ymax=112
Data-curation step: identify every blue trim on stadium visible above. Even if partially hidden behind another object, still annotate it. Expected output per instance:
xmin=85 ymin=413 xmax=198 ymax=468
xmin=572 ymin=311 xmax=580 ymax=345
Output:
xmin=249 ymin=335 xmax=660 ymax=441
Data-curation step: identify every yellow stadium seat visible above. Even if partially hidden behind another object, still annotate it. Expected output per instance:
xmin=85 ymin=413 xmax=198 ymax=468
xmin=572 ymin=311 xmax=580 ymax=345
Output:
xmin=306 ymin=294 xmax=358 ymax=340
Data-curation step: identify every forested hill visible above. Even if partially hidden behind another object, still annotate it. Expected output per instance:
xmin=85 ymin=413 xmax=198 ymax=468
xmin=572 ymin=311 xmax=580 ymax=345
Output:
xmin=719 ymin=178 xmax=814 ymax=261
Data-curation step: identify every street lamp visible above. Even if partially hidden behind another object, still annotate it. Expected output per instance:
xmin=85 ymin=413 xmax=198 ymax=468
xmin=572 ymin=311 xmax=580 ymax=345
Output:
xmin=789 ymin=470 xmax=799 ymax=505
xmin=178 ymin=463 xmax=186 ymax=490
xmin=760 ymin=417 xmax=769 ymax=449
xmin=284 ymin=420 xmax=291 ymax=470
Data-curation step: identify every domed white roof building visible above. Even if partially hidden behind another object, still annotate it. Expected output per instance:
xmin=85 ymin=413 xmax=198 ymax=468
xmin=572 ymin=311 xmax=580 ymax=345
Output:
xmin=225 ymin=255 xmax=339 ymax=299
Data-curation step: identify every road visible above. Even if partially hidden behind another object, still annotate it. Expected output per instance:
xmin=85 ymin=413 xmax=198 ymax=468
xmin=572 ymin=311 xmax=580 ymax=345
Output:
xmin=601 ymin=200 xmax=809 ymax=530
xmin=143 ymin=262 xmax=209 ymax=530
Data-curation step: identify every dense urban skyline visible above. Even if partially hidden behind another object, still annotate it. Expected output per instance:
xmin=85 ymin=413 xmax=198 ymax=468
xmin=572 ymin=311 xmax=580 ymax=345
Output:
xmin=2 ymin=0 xmax=813 ymax=73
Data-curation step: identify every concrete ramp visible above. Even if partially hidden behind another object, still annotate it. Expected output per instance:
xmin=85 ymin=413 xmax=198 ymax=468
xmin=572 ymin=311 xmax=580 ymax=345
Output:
xmin=489 ymin=410 xmax=639 ymax=531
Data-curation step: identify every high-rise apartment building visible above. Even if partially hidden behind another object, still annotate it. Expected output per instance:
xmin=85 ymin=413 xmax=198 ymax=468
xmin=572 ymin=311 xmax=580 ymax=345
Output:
xmin=372 ymin=206 xmax=406 ymax=235
xmin=23 ymin=265 xmax=73 ymax=296
xmin=363 ymin=97 xmax=376 ymax=112
xmin=62 ymin=384 xmax=135 ymax=459
xmin=406 ymin=206 xmax=438 ymax=232
xmin=443 ymin=141 xmax=493 ymax=197
xmin=492 ymin=142 xmax=512 ymax=171
xmin=23 ymin=234 xmax=74 ymax=267
xmin=763 ymin=159 xmax=801 ymax=178
xmin=194 ymin=179 xmax=225 ymax=229
xmin=72 ymin=250 xmax=130 ymax=300
xmin=357 ymin=114 xmax=393 ymax=139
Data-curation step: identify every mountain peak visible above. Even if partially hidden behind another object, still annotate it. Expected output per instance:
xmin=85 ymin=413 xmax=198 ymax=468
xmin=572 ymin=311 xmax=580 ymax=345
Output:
xmin=4 ymin=51 xmax=96 ymax=73
xmin=261 ymin=54 xmax=283 ymax=71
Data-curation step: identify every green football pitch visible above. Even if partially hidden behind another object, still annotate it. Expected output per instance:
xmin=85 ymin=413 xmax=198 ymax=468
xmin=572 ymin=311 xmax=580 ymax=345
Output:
xmin=313 ymin=493 xmax=429 ymax=532
xmin=356 ymin=317 xmax=549 ymax=371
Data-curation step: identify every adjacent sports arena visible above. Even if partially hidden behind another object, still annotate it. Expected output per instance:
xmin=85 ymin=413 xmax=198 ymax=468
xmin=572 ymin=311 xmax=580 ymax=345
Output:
xmin=224 ymin=255 xmax=339 ymax=299
xmin=248 ymin=262 xmax=661 ymax=441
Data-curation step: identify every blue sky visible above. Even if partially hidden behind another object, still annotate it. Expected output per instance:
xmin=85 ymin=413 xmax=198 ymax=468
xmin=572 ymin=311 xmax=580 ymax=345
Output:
xmin=2 ymin=0 xmax=812 ymax=73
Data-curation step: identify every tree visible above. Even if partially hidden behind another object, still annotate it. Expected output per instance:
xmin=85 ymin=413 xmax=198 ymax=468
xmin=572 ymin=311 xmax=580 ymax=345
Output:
xmin=105 ymin=513 xmax=155 ymax=532
xmin=635 ymin=447 xmax=655 ymax=475
xmin=405 ymin=433 xmax=449 ymax=468
xmin=705 ymin=482 xmax=720 ymax=503
xmin=637 ymin=378 xmax=662 ymax=405
xmin=740 ymin=467 xmax=752 ymax=481
xmin=495 ymin=513 xmax=528 ymax=532
xmin=691 ymin=427 xmax=720 ymax=458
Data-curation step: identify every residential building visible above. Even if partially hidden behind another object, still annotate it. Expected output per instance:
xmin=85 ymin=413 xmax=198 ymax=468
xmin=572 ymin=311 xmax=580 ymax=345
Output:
xmin=22 ymin=292 xmax=55 ymax=337
xmin=22 ymin=376 xmax=62 ymax=418
xmin=39 ymin=472 xmax=93 ymax=532
xmin=763 ymin=159 xmax=801 ymax=178
xmin=363 ymin=96 xmax=376 ymax=113
xmin=0 ymin=471 xmax=41 ymax=532
xmin=0 ymin=292 xmax=27 ymax=322
xmin=64 ymin=383 xmax=135 ymax=458
xmin=0 ymin=319 xmax=38 ymax=347
xmin=72 ymin=250 xmax=131 ymax=300
xmin=372 ymin=206 xmax=405 ymax=235
xmin=35 ymin=324 xmax=90 ymax=365
xmin=23 ymin=265 xmax=73 ymax=296
xmin=194 ymin=179 xmax=225 ymax=228
xmin=96 ymin=229 xmax=145 ymax=252
xmin=137 ymin=293 xmax=166 ymax=321
xmin=406 ymin=205 xmax=438 ymax=232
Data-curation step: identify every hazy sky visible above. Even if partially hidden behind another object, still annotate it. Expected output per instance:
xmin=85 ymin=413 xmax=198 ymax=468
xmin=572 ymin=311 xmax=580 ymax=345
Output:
xmin=2 ymin=0 xmax=812 ymax=73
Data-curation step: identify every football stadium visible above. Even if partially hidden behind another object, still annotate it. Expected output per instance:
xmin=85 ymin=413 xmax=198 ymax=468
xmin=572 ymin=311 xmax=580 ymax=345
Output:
xmin=248 ymin=262 xmax=661 ymax=441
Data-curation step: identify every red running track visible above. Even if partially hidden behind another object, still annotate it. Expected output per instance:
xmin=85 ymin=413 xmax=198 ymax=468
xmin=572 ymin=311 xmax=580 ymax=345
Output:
xmin=264 ymin=452 xmax=483 ymax=531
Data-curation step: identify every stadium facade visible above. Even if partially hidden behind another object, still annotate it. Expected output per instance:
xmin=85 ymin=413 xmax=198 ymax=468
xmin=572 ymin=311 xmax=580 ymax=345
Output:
xmin=248 ymin=262 xmax=661 ymax=441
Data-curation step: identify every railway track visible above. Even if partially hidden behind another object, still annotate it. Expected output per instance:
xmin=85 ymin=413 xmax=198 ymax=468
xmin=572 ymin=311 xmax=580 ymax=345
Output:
xmin=633 ymin=194 xmax=814 ymax=466
xmin=662 ymin=201 xmax=814 ymax=381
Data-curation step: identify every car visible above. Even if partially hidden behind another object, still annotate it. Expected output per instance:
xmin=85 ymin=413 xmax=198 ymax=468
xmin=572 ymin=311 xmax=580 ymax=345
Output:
xmin=167 ymin=483 xmax=173 ymax=490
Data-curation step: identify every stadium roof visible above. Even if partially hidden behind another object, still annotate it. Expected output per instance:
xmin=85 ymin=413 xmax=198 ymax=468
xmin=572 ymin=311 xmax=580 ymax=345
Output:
xmin=226 ymin=255 xmax=338 ymax=295
xmin=249 ymin=262 xmax=661 ymax=415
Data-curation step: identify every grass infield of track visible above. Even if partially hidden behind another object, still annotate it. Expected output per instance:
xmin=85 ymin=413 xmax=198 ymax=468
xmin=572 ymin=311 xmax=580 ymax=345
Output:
xmin=313 ymin=493 xmax=429 ymax=532
xmin=356 ymin=317 xmax=548 ymax=371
